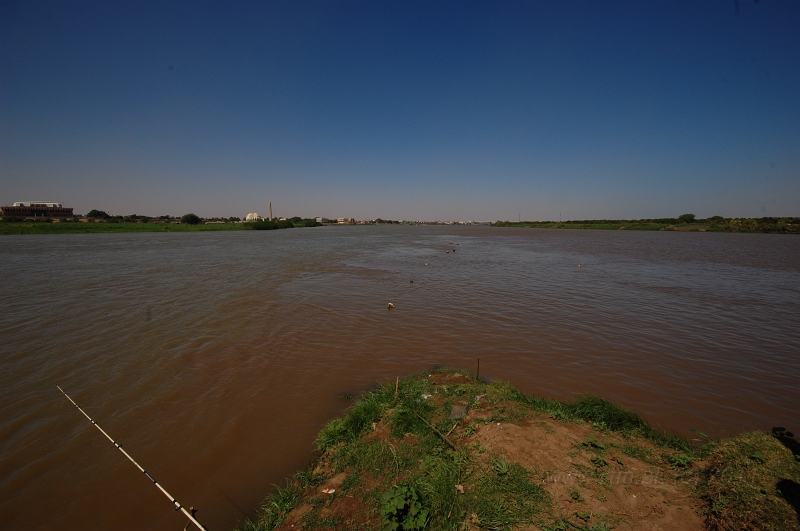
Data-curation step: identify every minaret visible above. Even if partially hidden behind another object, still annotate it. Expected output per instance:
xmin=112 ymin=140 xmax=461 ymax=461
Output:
xmin=269 ymin=201 xmax=273 ymax=220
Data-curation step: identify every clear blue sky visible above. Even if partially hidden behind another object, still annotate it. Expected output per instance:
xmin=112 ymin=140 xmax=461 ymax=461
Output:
xmin=1 ymin=1 xmax=798 ymax=220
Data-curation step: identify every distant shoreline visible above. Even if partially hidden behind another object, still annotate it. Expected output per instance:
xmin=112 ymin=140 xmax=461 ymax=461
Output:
xmin=493 ymin=217 xmax=799 ymax=234
xmin=0 ymin=221 xmax=312 ymax=235
xmin=2 ymin=217 xmax=798 ymax=235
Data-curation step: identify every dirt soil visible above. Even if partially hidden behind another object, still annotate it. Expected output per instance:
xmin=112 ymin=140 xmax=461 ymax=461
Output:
xmin=268 ymin=370 xmax=713 ymax=531
xmin=470 ymin=414 xmax=703 ymax=530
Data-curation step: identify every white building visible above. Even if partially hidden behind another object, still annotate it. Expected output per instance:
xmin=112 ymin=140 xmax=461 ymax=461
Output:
xmin=13 ymin=201 xmax=63 ymax=207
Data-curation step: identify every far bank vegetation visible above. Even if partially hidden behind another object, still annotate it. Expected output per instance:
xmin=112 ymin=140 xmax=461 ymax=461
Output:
xmin=0 ymin=211 xmax=322 ymax=235
xmin=493 ymin=215 xmax=799 ymax=234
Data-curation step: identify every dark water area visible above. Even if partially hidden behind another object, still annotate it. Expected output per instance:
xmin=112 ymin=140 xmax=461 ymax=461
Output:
xmin=1 ymin=226 xmax=799 ymax=530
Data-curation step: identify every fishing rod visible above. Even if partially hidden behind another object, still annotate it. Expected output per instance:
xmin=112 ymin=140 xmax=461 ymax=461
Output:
xmin=57 ymin=385 xmax=208 ymax=530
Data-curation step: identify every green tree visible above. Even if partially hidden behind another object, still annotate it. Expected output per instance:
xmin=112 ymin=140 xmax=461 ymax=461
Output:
xmin=678 ymin=213 xmax=695 ymax=223
xmin=181 ymin=213 xmax=202 ymax=225
xmin=86 ymin=209 xmax=109 ymax=218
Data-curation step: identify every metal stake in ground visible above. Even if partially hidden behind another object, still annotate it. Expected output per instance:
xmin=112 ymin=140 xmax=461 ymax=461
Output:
xmin=57 ymin=385 xmax=208 ymax=531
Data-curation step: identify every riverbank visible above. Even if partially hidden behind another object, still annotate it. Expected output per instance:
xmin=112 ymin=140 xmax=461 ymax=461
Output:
xmin=493 ymin=217 xmax=799 ymax=234
xmin=241 ymin=368 xmax=800 ymax=531
xmin=0 ymin=220 xmax=316 ymax=235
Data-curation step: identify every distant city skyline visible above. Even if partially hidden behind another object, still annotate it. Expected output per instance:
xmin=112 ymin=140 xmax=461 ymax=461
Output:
xmin=2 ymin=1 xmax=798 ymax=221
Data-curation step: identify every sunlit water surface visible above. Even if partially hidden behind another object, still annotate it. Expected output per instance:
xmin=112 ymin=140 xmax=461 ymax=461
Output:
xmin=1 ymin=226 xmax=799 ymax=530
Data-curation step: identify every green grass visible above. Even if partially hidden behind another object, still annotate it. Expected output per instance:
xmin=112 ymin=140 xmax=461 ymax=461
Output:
xmin=317 ymin=384 xmax=397 ymax=450
xmin=239 ymin=470 xmax=326 ymax=531
xmin=300 ymin=505 xmax=340 ymax=530
xmin=249 ymin=220 xmax=295 ymax=230
xmin=0 ymin=221 xmax=254 ymax=234
xmin=394 ymin=445 xmax=549 ymax=531
xmin=331 ymin=438 xmax=394 ymax=475
xmin=462 ymin=461 xmax=549 ymax=530
xmin=619 ymin=444 xmax=657 ymax=465
xmin=278 ymin=372 xmax=555 ymax=531
xmin=240 ymin=369 xmax=799 ymax=531
xmin=543 ymin=514 xmax=614 ymax=531
xmin=524 ymin=392 xmax=695 ymax=453
xmin=698 ymin=431 xmax=800 ymax=531
xmin=0 ymin=219 xmax=321 ymax=235
xmin=492 ymin=217 xmax=800 ymax=234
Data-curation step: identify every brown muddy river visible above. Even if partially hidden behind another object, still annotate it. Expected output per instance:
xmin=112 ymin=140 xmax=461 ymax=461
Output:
xmin=1 ymin=225 xmax=799 ymax=530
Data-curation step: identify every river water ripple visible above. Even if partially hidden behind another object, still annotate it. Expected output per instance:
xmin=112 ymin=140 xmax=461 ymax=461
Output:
xmin=1 ymin=226 xmax=798 ymax=530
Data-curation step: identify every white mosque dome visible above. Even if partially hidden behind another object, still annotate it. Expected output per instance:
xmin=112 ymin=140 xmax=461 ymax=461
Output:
xmin=245 ymin=212 xmax=261 ymax=221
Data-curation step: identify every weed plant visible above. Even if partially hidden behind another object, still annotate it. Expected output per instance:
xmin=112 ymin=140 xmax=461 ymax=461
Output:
xmin=525 ymin=393 xmax=694 ymax=454
xmin=698 ymin=431 xmax=800 ymax=531
xmin=317 ymin=385 xmax=395 ymax=449
xmin=240 ymin=368 xmax=797 ymax=531
xmin=239 ymin=470 xmax=324 ymax=531
xmin=381 ymin=486 xmax=428 ymax=531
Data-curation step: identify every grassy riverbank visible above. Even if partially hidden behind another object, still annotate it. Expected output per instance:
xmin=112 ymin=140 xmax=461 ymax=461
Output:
xmin=240 ymin=368 xmax=800 ymax=531
xmin=0 ymin=220 xmax=319 ymax=235
xmin=493 ymin=217 xmax=800 ymax=234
